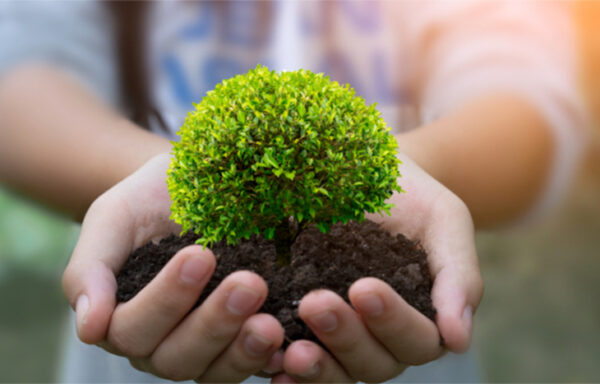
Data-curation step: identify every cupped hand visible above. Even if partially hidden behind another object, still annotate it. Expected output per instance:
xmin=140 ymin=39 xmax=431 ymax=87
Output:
xmin=275 ymin=154 xmax=484 ymax=383
xmin=62 ymin=153 xmax=285 ymax=382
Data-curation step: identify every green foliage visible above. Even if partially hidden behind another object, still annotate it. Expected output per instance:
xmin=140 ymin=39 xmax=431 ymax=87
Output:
xmin=167 ymin=65 xmax=402 ymax=247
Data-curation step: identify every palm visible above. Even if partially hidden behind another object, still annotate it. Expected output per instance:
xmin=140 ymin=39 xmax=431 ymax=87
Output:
xmin=368 ymin=154 xmax=482 ymax=350
xmin=273 ymin=155 xmax=483 ymax=383
xmin=64 ymin=153 xmax=482 ymax=383
xmin=110 ymin=153 xmax=180 ymax=250
xmin=63 ymin=154 xmax=285 ymax=382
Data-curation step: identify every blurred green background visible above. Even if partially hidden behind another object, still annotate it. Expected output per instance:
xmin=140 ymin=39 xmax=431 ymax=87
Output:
xmin=473 ymin=148 xmax=600 ymax=382
xmin=0 ymin=188 xmax=79 ymax=382
xmin=1 ymin=149 xmax=599 ymax=382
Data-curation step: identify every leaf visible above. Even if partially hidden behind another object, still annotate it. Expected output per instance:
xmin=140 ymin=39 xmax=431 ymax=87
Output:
xmin=316 ymin=222 xmax=329 ymax=233
xmin=298 ymin=104 xmax=306 ymax=117
xmin=315 ymin=187 xmax=330 ymax=197
xmin=284 ymin=171 xmax=296 ymax=180
xmin=264 ymin=227 xmax=275 ymax=239
xmin=262 ymin=151 xmax=279 ymax=168
xmin=237 ymin=111 xmax=245 ymax=123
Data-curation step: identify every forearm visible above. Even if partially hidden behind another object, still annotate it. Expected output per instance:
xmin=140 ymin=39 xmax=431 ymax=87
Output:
xmin=397 ymin=92 xmax=553 ymax=228
xmin=0 ymin=65 xmax=171 ymax=220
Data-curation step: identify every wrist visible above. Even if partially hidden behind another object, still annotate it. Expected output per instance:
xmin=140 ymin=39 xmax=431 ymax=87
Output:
xmin=394 ymin=126 xmax=446 ymax=184
xmin=109 ymin=118 xmax=172 ymax=181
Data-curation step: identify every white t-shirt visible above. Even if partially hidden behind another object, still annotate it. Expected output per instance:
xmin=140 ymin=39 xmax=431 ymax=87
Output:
xmin=145 ymin=0 xmax=586 ymax=222
xmin=148 ymin=1 xmax=417 ymax=136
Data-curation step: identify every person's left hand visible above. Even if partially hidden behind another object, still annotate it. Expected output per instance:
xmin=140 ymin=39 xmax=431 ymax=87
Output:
xmin=271 ymin=154 xmax=483 ymax=383
xmin=62 ymin=154 xmax=286 ymax=382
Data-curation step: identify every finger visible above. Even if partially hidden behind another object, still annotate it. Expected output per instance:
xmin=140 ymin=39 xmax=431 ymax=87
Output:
xmin=148 ymin=271 xmax=268 ymax=381
xmin=271 ymin=373 xmax=298 ymax=384
xmin=195 ymin=314 xmax=284 ymax=383
xmin=62 ymin=154 xmax=177 ymax=346
xmin=262 ymin=350 xmax=284 ymax=376
xmin=61 ymin=196 xmax=135 ymax=344
xmin=255 ymin=349 xmax=285 ymax=378
xmin=431 ymin=265 xmax=482 ymax=353
xmin=283 ymin=340 xmax=353 ymax=383
xmin=106 ymin=245 xmax=215 ymax=357
xmin=425 ymin=195 xmax=483 ymax=352
xmin=298 ymin=290 xmax=404 ymax=382
xmin=349 ymin=278 xmax=444 ymax=365
xmin=62 ymin=259 xmax=117 ymax=344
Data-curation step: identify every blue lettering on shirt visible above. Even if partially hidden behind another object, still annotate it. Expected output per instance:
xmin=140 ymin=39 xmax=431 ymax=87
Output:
xmin=161 ymin=1 xmax=403 ymax=114
xmin=162 ymin=54 xmax=196 ymax=106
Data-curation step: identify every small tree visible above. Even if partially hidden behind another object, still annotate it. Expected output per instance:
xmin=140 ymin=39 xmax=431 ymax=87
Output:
xmin=167 ymin=65 xmax=402 ymax=262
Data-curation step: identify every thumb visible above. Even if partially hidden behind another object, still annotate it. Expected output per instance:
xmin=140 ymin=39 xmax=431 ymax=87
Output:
xmin=61 ymin=195 xmax=132 ymax=344
xmin=61 ymin=153 xmax=173 ymax=345
xmin=431 ymin=266 xmax=482 ymax=353
xmin=62 ymin=258 xmax=117 ymax=344
xmin=427 ymin=195 xmax=483 ymax=353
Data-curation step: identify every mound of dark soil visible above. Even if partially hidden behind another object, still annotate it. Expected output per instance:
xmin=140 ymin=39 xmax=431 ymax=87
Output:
xmin=116 ymin=220 xmax=435 ymax=347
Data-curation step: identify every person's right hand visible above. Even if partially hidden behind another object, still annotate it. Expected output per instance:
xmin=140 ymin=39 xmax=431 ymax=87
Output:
xmin=62 ymin=153 xmax=285 ymax=382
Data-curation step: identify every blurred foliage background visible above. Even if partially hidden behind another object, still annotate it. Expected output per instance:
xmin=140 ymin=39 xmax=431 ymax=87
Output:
xmin=0 ymin=190 xmax=78 ymax=382
xmin=1 ymin=1 xmax=600 ymax=382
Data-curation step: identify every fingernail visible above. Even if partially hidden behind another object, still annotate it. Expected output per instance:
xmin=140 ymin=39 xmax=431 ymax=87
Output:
xmin=226 ymin=286 xmax=261 ymax=316
xmin=462 ymin=305 xmax=473 ymax=335
xmin=76 ymin=294 xmax=89 ymax=332
xmin=354 ymin=293 xmax=384 ymax=317
xmin=263 ymin=350 xmax=284 ymax=374
xmin=180 ymin=254 xmax=210 ymax=284
xmin=308 ymin=311 xmax=338 ymax=333
xmin=244 ymin=332 xmax=273 ymax=357
xmin=298 ymin=363 xmax=320 ymax=379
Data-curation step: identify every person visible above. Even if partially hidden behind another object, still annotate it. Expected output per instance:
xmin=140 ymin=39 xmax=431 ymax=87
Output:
xmin=0 ymin=1 xmax=585 ymax=383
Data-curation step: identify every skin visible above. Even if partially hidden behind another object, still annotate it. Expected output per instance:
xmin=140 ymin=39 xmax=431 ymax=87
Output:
xmin=0 ymin=65 xmax=552 ymax=382
xmin=272 ymin=154 xmax=482 ymax=383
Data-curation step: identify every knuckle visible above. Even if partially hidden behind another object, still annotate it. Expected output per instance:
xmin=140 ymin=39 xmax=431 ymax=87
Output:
xmin=128 ymin=357 xmax=150 ymax=373
xmin=357 ymin=363 xmax=406 ymax=383
xmin=329 ymin=334 xmax=361 ymax=355
xmin=97 ymin=340 xmax=126 ymax=356
xmin=406 ymin=336 xmax=446 ymax=365
xmin=107 ymin=328 xmax=150 ymax=358
xmin=150 ymin=349 xmax=207 ymax=382
xmin=194 ymin=373 xmax=230 ymax=384
xmin=193 ymin=292 xmax=251 ymax=342
xmin=355 ymin=371 xmax=387 ymax=383
xmin=406 ymin=348 xmax=441 ymax=366
xmin=228 ymin=356 xmax=259 ymax=376
xmin=382 ymin=310 xmax=410 ymax=335
xmin=345 ymin=358 xmax=394 ymax=383
xmin=153 ymin=288 xmax=190 ymax=316
xmin=151 ymin=359 xmax=197 ymax=382
xmin=197 ymin=314 xmax=238 ymax=344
